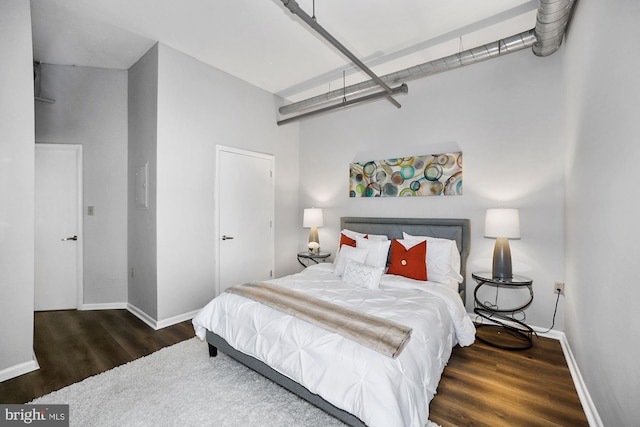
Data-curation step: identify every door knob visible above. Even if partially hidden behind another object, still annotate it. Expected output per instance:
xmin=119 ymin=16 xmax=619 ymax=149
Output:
xmin=222 ymin=235 xmax=235 ymax=240
xmin=61 ymin=235 xmax=78 ymax=241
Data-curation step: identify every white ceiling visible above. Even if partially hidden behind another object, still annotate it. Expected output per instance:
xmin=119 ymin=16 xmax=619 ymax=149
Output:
xmin=30 ymin=0 xmax=539 ymax=103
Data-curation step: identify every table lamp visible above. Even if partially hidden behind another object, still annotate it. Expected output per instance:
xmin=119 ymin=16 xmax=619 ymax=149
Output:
xmin=303 ymin=208 xmax=323 ymax=254
xmin=484 ymin=208 xmax=520 ymax=279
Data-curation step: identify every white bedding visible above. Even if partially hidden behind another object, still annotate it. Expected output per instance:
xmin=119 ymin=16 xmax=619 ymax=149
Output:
xmin=192 ymin=263 xmax=475 ymax=427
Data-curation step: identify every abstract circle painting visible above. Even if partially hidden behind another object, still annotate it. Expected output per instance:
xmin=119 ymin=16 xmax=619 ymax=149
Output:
xmin=349 ymin=152 xmax=462 ymax=198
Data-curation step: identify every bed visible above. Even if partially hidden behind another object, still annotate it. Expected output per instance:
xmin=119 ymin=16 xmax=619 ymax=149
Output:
xmin=192 ymin=217 xmax=475 ymax=427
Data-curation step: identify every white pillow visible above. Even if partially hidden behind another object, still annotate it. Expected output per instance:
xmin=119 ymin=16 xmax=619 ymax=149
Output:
xmin=341 ymin=229 xmax=388 ymax=241
xmin=333 ymin=245 xmax=369 ymax=276
xmin=343 ymin=259 xmax=384 ymax=289
xmin=355 ymin=236 xmax=391 ymax=269
xmin=402 ymin=232 xmax=463 ymax=284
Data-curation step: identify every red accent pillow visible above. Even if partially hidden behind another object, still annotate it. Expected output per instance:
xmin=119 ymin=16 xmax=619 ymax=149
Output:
xmin=386 ymin=239 xmax=427 ymax=281
xmin=339 ymin=233 xmax=371 ymax=247
xmin=339 ymin=233 xmax=357 ymax=248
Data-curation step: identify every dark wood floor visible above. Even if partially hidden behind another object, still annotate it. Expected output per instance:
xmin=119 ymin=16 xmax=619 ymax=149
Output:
xmin=0 ymin=309 xmax=194 ymax=404
xmin=1 ymin=310 xmax=588 ymax=426
xmin=430 ymin=327 xmax=589 ymax=426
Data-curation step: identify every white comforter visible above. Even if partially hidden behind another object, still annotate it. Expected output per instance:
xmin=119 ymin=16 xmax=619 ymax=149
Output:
xmin=192 ymin=264 xmax=475 ymax=427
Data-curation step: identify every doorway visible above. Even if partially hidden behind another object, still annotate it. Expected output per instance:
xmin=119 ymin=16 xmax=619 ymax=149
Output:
xmin=216 ymin=146 xmax=274 ymax=295
xmin=34 ymin=144 xmax=83 ymax=310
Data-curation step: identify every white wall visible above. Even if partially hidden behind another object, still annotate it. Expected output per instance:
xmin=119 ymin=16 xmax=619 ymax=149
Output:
xmin=126 ymin=44 xmax=300 ymax=324
xmin=564 ymin=1 xmax=640 ymax=424
xmin=155 ymin=44 xmax=217 ymax=321
xmin=0 ymin=0 xmax=36 ymax=375
xmin=128 ymin=45 xmax=159 ymax=319
xmin=35 ymin=65 xmax=129 ymax=305
xmin=298 ymin=49 xmax=566 ymax=328
xmin=155 ymin=44 xmax=300 ymax=321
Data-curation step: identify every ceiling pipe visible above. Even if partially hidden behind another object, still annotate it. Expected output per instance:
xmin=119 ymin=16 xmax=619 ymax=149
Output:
xmin=533 ymin=0 xmax=575 ymax=56
xmin=277 ymin=83 xmax=408 ymax=126
xmin=280 ymin=0 xmax=402 ymax=109
xmin=279 ymin=0 xmax=576 ymax=117
xmin=280 ymin=30 xmax=536 ymax=116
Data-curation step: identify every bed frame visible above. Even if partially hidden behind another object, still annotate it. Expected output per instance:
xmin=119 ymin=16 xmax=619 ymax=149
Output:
xmin=206 ymin=217 xmax=470 ymax=427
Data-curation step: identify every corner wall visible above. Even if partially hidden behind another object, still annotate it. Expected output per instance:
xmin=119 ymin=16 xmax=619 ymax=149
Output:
xmin=154 ymin=44 xmax=300 ymax=322
xmin=127 ymin=43 xmax=301 ymax=326
xmin=128 ymin=45 xmax=159 ymax=319
xmin=563 ymin=1 xmax=640 ymax=424
xmin=0 ymin=0 xmax=36 ymax=377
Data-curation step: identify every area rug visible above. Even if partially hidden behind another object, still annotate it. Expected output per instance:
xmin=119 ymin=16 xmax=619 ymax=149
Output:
xmin=32 ymin=337 xmax=440 ymax=427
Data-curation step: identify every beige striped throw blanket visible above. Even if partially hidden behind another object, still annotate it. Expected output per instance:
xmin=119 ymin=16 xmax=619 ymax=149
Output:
xmin=226 ymin=282 xmax=412 ymax=358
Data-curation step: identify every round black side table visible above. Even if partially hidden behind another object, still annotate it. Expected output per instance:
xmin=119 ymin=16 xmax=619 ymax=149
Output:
xmin=472 ymin=271 xmax=534 ymax=350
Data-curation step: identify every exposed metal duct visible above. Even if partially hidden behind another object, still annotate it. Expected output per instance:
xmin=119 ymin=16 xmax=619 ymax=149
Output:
xmin=533 ymin=0 xmax=575 ymax=56
xmin=281 ymin=0 xmax=402 ymax=109
xmin=277 ymin=84 xmax=408 ymax=126
xmin=277 ymin=0 xmax=576 ymax=123
xmin=280 ymin=30 xmax=536 ymax=116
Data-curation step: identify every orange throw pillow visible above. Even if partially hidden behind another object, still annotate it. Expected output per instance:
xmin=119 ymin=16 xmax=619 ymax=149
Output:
xmin=387 ymin=239 xmax=427 ymax=281
xmin=339 ymin=233 xmax=357 ymax=248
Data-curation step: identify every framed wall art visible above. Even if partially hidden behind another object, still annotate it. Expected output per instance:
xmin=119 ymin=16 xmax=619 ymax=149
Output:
xmin=349 ymin=152 xmax=462 ymax=197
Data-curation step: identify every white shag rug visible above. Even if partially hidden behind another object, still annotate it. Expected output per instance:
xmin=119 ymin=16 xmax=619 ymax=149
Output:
xmin=32 ymin=337 xmax=440 ymax=427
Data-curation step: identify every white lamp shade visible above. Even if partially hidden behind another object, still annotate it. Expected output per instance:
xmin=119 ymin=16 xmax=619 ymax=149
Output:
xmin=303 ymin=208 xmax=324 ymax=228
xmin=484 ymin=208 xmax=520 ymax=239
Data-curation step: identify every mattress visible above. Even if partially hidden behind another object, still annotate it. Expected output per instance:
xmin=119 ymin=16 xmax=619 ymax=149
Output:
xmin=193 ymin=263 xmax=475 ymax=427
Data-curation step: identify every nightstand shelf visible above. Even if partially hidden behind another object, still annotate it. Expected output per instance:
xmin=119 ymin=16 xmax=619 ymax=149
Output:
xmin=297 ymin=251 xmax=331 ymax=268
xmin=472 ymin=271 xmax=535 ymax=350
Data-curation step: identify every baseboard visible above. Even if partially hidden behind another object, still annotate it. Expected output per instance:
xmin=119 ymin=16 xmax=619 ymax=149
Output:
xmin=126 ymin=304 xmax=198 ymax=331
xmin=126 ymin=303 xmax=158 ymax=329
xmin=78 ymin=302 xmax=127 ymax=311
xmin=468 ymin=312 xmax=602 ymax=426
xmin=558 ymin=333 xmax=604 ymax=427
xmin=156 ymin=309 xmax=199 ymax=330
xmin=0 ymin=353 xmax=39 ymax=383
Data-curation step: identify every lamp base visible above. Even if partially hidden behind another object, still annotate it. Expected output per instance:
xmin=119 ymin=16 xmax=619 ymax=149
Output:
xmin=308 ymin=227 xmax=319 ymax=244
xmin=308 ymin=227 xmax=320 ymax=255
xmin=492 ymin=237 xmax=513 ymax=279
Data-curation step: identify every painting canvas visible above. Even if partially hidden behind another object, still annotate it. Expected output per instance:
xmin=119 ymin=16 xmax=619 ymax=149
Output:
xmin=349 ymin=152 xmax=462 ymax=197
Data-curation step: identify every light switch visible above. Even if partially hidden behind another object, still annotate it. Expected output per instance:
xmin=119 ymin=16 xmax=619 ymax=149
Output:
xmin=88 ymin=206 xmax=95 ymax=216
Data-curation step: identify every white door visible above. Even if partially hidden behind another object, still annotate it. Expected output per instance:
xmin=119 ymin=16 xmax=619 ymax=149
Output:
xmin=35 ymin=144 xmax=83 ymax=311
xmin=217 ymin=146 xmax=274 ymax=294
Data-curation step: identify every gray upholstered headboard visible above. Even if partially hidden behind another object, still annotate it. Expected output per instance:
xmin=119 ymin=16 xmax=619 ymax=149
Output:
xmin=340 ymin=217 xmax=471 ymax=302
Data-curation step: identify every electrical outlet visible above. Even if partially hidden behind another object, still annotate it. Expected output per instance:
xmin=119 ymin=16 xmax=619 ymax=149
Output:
xmin=554 ymin=281 xmax=565 ymax=295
